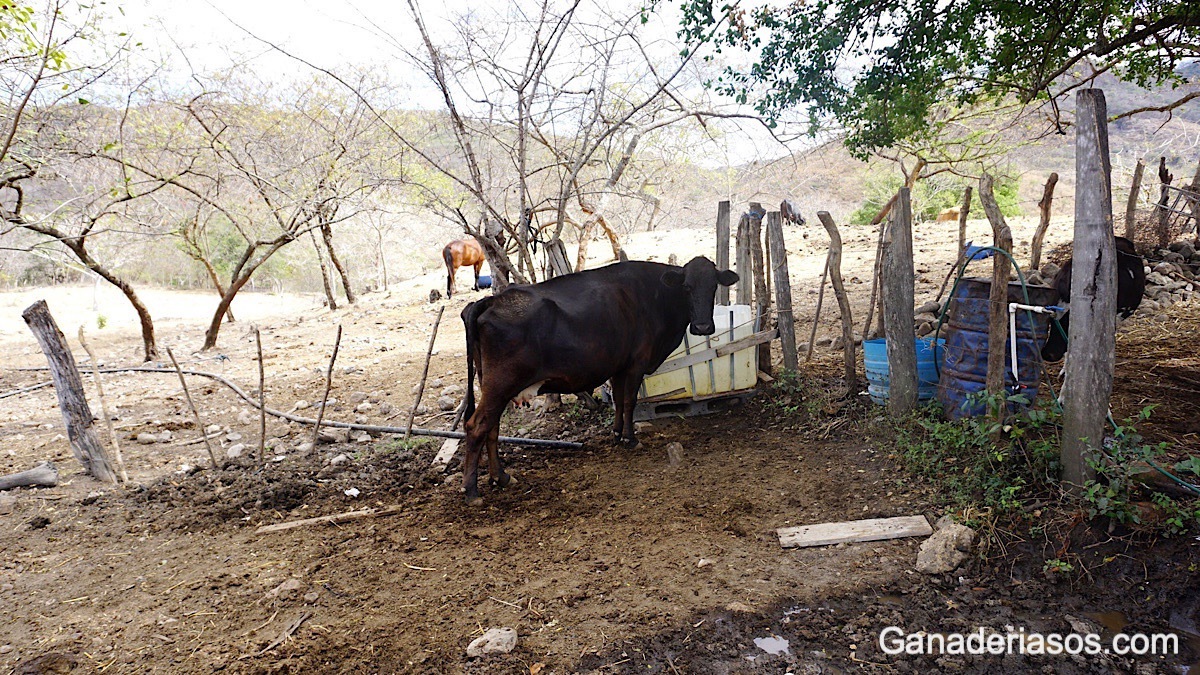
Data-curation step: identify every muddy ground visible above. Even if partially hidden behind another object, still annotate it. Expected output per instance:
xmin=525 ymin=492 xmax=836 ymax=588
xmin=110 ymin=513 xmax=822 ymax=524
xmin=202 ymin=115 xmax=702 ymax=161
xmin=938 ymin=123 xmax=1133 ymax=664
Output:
xmin=1 ymin=217 xmax=1199 ymax=674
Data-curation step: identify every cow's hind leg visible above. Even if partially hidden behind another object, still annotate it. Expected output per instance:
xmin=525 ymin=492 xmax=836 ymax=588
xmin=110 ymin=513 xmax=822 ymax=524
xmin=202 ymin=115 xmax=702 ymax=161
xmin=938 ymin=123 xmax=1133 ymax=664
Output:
xmin=486 ymin=423 xmax=515 ymax=490
xmin=473 ymin=261 xmax=482 ymax=291
xmin=462 ymin=401 xmax=504 ymax=505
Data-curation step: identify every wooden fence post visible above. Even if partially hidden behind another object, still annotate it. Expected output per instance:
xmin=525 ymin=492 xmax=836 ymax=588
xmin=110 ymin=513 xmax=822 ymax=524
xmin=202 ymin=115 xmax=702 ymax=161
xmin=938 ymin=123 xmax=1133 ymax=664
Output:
xmin=882 ymin=188 xmax=917 ymax=416
xmin=1124 ymin=159 xmax=1145 ymax=241
xmin=21 ymin=300 xmax=117 ymax=483
xmin=979 ymin=173 xmax=1014 ymax=404
xmin=749 ymin=204 xmax=770 ymax=373
xmin=956 ymin=186 xmax=973 ymax=257
xmin=1062 ymin=89 xmax=1117 ymax=491
xmin=1156 ymin=157 xmax=1174 ymax=248
xmin=736 ymin=212 xmax=752 ymax=306
xmin=1029 ymin=172 xmax=1059 ymax=271
xmin=816 ymin=212 xmax=857 ymax=394
xmin=715 ymin=201 xmax=731 ymax=305
xmin=767 ymin=212 xmax=798 ymax=372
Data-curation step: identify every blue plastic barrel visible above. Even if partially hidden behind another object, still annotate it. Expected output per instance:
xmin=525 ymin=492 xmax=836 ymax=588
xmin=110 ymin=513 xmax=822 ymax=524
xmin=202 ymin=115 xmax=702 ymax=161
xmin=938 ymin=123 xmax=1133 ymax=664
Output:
xmin=936 ymin=278 xmax=1059 ymax=419
xmin=477 ymin=275 xmax=492 ymax=289
xmin=963 ymin=241 xmax=994 ymax=261
xmin=864 ymin=337 xmax=945 ymax=406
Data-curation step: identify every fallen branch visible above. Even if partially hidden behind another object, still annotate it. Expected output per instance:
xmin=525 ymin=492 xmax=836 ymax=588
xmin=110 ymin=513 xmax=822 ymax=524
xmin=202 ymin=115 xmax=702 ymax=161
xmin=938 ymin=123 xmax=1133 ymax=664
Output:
xmin=0 ymin=461 xmax=59 ymax=491
xmin=256 ymin=328 xmax=266 ymax=467
xmin=311 ymin=325 xmax=343 ymax=448
xmin=241 ymin=612 xmax=311 ymax=658
xmin=25 ymin=365 xmax=585 ymax=449
xmin=78 ymin=327 xmax=127 ymax=483
xmin=167 ymin=347 xmax=220 ymax=470
xmin=255 ymin=505 xmax=404 ymax=534
xmin=406 ymin=306 xmax=444 ymax=439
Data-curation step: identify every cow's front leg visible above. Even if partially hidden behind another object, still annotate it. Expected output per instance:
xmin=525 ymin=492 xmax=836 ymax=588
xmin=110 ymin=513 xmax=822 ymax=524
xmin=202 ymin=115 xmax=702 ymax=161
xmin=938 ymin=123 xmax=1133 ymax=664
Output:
xmin=472 ymin=262 xmax=482 ymax=291
xmin=609 ymin=374 xmax=626 ymax=442
xmin=618 ymin=374 xmax=642 ymax=448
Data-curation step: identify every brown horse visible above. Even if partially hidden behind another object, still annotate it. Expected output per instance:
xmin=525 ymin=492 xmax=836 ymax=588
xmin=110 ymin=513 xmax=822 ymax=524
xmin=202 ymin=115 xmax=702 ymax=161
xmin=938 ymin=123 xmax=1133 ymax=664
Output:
xmin=443 ymin=238 xmax=487 ymax=298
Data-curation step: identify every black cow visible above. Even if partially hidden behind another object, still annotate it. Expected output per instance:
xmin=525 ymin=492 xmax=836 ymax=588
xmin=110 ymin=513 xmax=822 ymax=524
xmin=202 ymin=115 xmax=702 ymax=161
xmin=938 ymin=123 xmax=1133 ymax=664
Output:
xmin=459 ymin=256 xmax=738 ymax=505
xmin=1041 ymin=236 xmax=1146 ymax=362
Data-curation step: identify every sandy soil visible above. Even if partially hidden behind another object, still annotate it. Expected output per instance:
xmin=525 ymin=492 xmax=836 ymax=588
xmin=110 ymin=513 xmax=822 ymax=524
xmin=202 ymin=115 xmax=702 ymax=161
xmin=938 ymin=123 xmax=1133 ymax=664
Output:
xmin=0 ymin=216 xmax=1197 ymax=674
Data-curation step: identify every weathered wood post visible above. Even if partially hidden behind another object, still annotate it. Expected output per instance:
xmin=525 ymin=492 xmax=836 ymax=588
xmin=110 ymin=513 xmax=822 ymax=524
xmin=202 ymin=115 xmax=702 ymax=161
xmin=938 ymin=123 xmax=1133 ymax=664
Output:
xmin=862 ymin=191 xmax=900 ymax=340
xmin=715 ymin=201 xmax=731 ymax=305
xmin=1062 ymin=89 xmax=1117 ymax=491
xmin=956 ymin=186 xmax=973 ymax=258
xmin=816 ymin=212 xmax=857 ymax=394
xmin=1124 ymin=159 xmax=1145 ymax=241
xmin=1029 ymin=172 xmax=1059 ymax=271
xmin=881 ymin=188 xmax=917 ymax=416
xmin=735 ymin=211 xmax=752 ymax=306
xmin=1156 ymin=157 xmax=1174 ymax=248
xmin=766 ymin=212 xmax=798 ymax=372
xmin=748 ymin=204 xmax=771 ymax=373
xmin=979 ymin=173 xmax=1014 ymax=404
xmin=21 ymin=300 xmax=117 ymax=483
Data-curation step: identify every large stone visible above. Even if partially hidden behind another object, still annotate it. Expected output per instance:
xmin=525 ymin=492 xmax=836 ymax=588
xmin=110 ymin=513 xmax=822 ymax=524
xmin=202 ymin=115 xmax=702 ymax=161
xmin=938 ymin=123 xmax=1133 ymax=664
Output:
xmin=437 ymin=396 xmax=458 ymax=411
xmin=916 ymin=516 xmax=975 ymax=574
xmin=1040 ymin=262 xmax=1060 ymax=280
xmin=226 ymin=444 xmax=245 ymax=459
xmin=466 ymin=627 xmax=518 ymax=658
xmin=136 ymin=432 xmax=158 ymax=445
xmin=914 ymin=312 xmax=938 ymax=324
xmin=915 ymin=300 xmax=941 ymax=316
xmin=441 ymin=384 xmax=465 ymax=398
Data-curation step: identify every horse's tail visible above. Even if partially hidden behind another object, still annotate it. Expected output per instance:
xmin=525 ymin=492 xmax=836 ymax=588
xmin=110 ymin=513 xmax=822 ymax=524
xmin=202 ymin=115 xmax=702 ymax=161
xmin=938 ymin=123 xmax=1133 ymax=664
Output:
xmin=443 ymin=244 xmax=455 ymax=296
xmin=462 ymin=297 xmax=492 ymax=423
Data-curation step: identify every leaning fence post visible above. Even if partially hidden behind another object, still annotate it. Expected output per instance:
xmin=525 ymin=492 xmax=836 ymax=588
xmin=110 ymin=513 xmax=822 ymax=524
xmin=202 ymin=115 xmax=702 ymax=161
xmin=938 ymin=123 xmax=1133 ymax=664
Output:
xmin=21 ymin=300 xmax=117 ymax=483
xmin=1029 ymin=172 xmax=1059 ymax=271
xmin=766 ymin=212 xmax=797 ymax=372
xmin=881 ymin=188 xmax=917 ymax=416
xmin=1124 ymin=159 xmax=1145 ymax=241
xmin=1062 ymin=89 xmax=1117 ymax=492
xmin=736 ymin=211 xmax=752 ymax=306
xmin=816 ymin=212 xmax=857 ymax=394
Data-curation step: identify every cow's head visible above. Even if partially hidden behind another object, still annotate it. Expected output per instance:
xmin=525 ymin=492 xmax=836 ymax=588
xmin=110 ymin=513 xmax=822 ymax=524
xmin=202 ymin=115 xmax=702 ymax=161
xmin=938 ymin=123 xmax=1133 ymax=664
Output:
xmin=662 ymin=256 xmax=739 ymax=335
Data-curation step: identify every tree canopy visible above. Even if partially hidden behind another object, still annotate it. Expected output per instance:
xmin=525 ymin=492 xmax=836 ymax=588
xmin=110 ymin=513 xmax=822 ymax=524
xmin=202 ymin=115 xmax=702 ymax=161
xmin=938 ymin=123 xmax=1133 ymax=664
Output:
xmin=677 ymin=0 xmax=1200 ymax=156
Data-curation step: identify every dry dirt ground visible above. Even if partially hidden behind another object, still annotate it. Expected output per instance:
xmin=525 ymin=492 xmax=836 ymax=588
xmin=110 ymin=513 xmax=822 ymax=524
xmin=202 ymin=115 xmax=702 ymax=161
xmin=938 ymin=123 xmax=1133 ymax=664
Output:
xmin=0 ymin=217 xmax=1198 ymax=674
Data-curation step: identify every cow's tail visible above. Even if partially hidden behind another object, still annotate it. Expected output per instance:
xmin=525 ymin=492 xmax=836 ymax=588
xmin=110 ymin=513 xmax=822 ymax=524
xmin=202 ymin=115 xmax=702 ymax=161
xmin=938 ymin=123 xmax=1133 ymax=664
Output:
xmin=462 ymin=297 xmax=492 ymax=423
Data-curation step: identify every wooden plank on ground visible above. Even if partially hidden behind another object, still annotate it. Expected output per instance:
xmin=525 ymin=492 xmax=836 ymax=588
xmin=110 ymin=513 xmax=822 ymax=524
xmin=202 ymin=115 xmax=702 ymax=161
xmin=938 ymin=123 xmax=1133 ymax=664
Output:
xmin=431 ymin=438 xmax=459 ymax=469
xmin=776 ymin=515 xmax=932 ymax=549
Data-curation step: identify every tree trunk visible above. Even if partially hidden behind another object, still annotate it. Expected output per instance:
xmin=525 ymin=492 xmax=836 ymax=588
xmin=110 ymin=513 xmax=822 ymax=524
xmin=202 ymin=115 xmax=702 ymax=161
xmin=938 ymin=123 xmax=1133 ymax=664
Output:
xmin=202 ymin=240 xmax=290 ymax=351
xmin=195 ymin=254 xmax=236 ymax=324
xmin=749 ymin=206 xmax=770 ymax=374
xmin=321 ymin=223 xmax=356 ymax=304
xmin=68 ymin=242 xmax=158 ymax=362
xmin=1029 ymin=172 xmax=1059 ymax=271
xmin=310 ymin=229 xmax=337 ymax=310
xmin=22 ymin=300 xmax=117 ymax=483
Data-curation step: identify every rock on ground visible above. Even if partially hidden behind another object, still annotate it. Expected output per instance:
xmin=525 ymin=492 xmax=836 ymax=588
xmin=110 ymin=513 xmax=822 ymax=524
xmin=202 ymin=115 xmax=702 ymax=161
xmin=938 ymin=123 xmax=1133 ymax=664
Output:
xmin=916 ymin=515 xmax=976 ymax=574
xmin=466 ymin=627 xmax=518 ymax=658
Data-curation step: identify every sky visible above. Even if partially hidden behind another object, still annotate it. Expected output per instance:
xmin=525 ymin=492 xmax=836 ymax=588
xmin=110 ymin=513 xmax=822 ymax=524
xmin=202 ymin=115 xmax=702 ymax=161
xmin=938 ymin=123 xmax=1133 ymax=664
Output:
xmin=103 ymin=0 xmax=805 ymax=166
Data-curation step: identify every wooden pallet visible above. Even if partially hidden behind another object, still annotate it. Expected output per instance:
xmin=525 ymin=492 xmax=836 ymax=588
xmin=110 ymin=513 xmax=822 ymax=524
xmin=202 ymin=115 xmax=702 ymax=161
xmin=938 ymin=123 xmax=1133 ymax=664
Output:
xmin=632 ymin=389 xmax=757 ymax=422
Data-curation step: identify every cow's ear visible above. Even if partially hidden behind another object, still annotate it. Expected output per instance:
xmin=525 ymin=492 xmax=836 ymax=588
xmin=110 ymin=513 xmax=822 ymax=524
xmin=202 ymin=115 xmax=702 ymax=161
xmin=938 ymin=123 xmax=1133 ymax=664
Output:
xmin=661 ymin=269 xmax=685 ymax=287
xmin=717 ymin=270 xmax=739 ymax=286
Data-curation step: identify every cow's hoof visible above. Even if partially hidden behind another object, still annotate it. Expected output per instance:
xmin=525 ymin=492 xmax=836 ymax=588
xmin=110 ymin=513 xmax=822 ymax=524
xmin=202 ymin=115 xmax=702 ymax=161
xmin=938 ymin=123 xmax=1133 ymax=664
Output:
xmin=490 ymin=472 xmax=517 ymax=489
xmin=466 ymin=496 xmax=484 ymax=507
xmin=620 ymin=436 xmax=641 ymax=450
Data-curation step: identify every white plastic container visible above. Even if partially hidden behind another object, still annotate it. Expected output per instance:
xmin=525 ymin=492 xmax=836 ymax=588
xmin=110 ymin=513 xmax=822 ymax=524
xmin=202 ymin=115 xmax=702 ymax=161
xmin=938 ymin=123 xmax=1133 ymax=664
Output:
xmin=640 ymin=304 xmax=756 ymax=400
